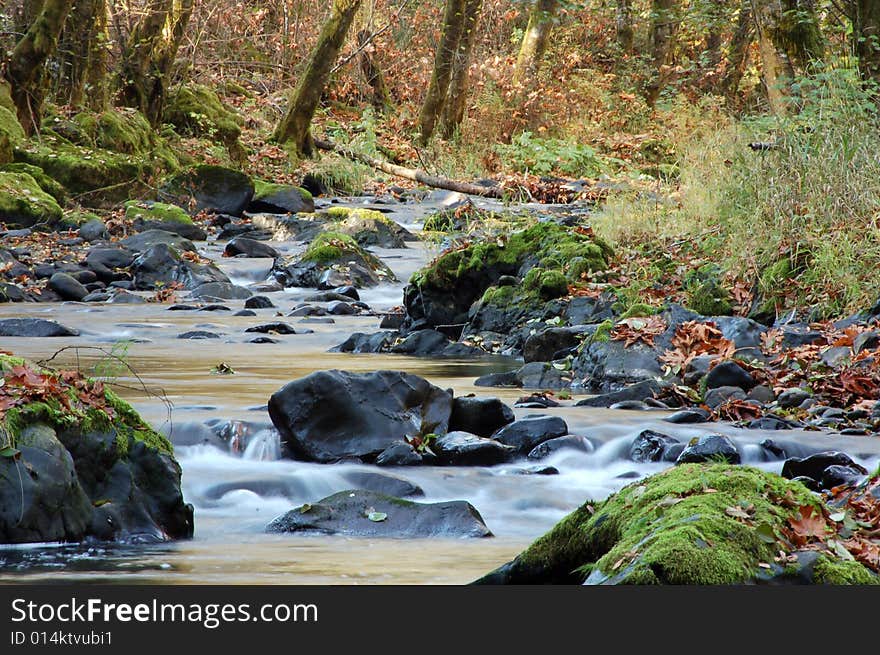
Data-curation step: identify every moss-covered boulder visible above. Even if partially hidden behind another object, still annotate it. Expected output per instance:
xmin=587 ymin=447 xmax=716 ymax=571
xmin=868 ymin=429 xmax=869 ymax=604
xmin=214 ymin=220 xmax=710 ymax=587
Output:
xmin=324 ymin=206 xmax=414 ymax=248
xmin=0 ymin=355 xmax=193 ymax=544
xmin=165 ymin=83 xmax=246 ymax=160
xmin=0 ymin=105 xmax=25 ymax=164
xmin=271 ymin=231 xmax=398 ymax=289
xmin=249 ymin=180 xmax=314 ymax=214
xmin=160 ymin=165 xmax=254 ymax=216
xmin=0 ymin=162 xmax=66 ymax=203
xmin=476 ymin=464 xmax=879 ymax=585
xmin=124 ymin=200 xmax=206 ymax=241
xmin=405 ymin=222 xmax=612 ymax=331
xmin=0 ymin=171 xmax=63 ymax=228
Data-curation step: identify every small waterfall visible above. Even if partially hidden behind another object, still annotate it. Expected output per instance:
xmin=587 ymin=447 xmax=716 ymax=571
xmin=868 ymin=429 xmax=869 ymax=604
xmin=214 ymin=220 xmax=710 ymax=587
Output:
xmin=242 ymin=429 xmax=282 ymax=461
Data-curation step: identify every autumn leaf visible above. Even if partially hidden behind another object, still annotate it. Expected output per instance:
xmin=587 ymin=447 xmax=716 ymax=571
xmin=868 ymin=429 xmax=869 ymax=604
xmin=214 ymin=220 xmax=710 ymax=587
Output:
xmin=788 ymin=505 xmax=828 ymax=542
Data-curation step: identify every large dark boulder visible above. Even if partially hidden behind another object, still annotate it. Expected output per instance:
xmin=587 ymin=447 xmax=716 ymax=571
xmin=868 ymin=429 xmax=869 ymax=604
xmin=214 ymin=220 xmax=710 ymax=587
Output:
xmin=249 ymin=183 xmax=314 ymax=214
xmin=629 ymin=430 xmax=681 ymax=463
xmin=161 ymin=165 xmax=254 ymax=216
xmin=266 ymin=490 xmax=492 ymax=538
xmin=675 ymin=434 xmax=741 ymax=465
xmin=224 ymin=237 xmax=279 ymax=259
xmin=449 ymin=396 xmax=515 ymax=437
xmin=48 ymin=272 xmax=88 ymax=301
xmin=0 ymin=318 xmax=79 ymax=337
xmin=122 ymin=229 xmax=196 ymax=254
xmin=781 ymin=452 xmax=868 ymax=487
xmin=704 ymin=360 xmax=756 ymax=391
xmin=491 ymin=415 xmax=568 ymax=454
xmin=268 ymin=370 xmax=454 ymax=463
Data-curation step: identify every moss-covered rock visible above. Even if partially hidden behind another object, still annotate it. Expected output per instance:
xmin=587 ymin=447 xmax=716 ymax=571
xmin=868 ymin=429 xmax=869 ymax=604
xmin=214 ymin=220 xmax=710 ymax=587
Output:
xmin=124 ymin=200 xmax=192 ymax=225
xmin=272 ymin=231 xmax=397 ymax=289
xmin=324 ymin=206 xmax=413 ymax=248
xmin=476 ymin=464 xmax=879 ymax=585
xmin=249 ymin=179 xmax=314 ymax=214
xmin=405 ymin=222 xmax=612 ymax=329
xmin=0 ymin=171 xmax=63 ymax=228
xmin=160 ymin=165 xmax=254 ymax=216
xmin=684 ymin=264 xmax=733 ymax=316
xmin=524 ymin=267 xmax=569 ymax=300
xmin=165 ymin=83 xmax=245 ymax=159
xmin=0 ymin=355 xmax=192 ymax=544
xmin=0 ymin=162 xmax=66 ymax=203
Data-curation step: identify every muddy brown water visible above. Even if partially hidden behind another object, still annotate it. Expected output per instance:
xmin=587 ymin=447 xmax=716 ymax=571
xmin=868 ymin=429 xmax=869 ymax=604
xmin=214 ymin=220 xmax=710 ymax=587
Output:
xmin=1 ymin=201 xmax=879 ymax=584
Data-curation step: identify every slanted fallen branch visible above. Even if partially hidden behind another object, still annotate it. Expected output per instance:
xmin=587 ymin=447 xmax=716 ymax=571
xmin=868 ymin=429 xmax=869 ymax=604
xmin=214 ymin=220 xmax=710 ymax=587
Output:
xmin=313 ymin=137 xmax=504 ymax=198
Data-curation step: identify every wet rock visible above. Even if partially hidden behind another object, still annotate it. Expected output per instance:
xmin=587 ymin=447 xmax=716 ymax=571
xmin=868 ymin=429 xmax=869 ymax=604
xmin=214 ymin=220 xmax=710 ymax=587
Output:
xmin=330 ymin=208 xmax=413 ymax=248
xmin=821 ymin=346 xmax=851 ymax=368
xmin=198 ymin=303 xmax=231 ymax=312
xmin=271 ymin=232 xmax=396 ymax=289
xmin=572 ymin=340 xmax=664 ymax=394
xmin=161 ymin=422 xmax=226 ymax=449
xmin=289 ymin=304 xmax=327 ymax=316
xmin=491 ymin=415 xmax=568 ymax=454
xmin=821 ymin=465 xmax=866 ymax=490
xmin=189 ymin=281 xmax=252 ymax=300
xmin=629 ymin=430 xmax=681 ymax=463
xmin=0 ymin=318 xmax=79 ymax=337
xmin=161 ymin=165 xmax=254 ymax=216
xmin=853 ymin=331 xmax=880 ymax=355
xmin=341 ymin=471 xmax=423 ymax=498
xmin=303 ymin=291 xmax=355 ymax=303
xmin=330 ymin=331 xmax=395 ymax=354
xmin=575 ymin=380 xmax=662 ymax=408
xmin=380 ymin=313 xmax=404 ymax=329
xmin=390 ymin=329 xmax=482 ymax=357
xmin=675 ymin=434 xmax=741 ymax=465
xmin=712 ymin=317 xmax=767 ymax=359
xmin=515 ymin=362 xmax=571 ymax=390
xmin=748 ymin=385 xmax=775 ymax=404
xmin=266 ymin=490 xmax=492 ymax=538
xmin=449 ymin=396 xmax=515 ymax=438
xmin=524 ymin=327 xmax=589 ymax=363
xmin=432 ymin=431 xmax=515 ymax=466
xmin=131 ymin=243 xmax=230 ymax=291
xmin=512 ymin=465 xmax=559 ymax=475
xmin=474 ymin=371 xmax=522 ymax=388
xmin=249 ymin=336 xmax=279 ymax=343
xmin=300 ymin=317 xmax=334 ymax=325
xmin=244 ymin=322 xmax=299 ymax=335
xmin=248 ymin=183 xmax=314 ymax=214
xmin=703 ymin=386 xmax=747 ymax=409
xmin=107 ymin=290 xmax=146 ymax=304
xmin=244 ymin=295 xmax=275 ymax=309
xmin=177 ymin=330 xmax=221 ymax=339
xmin=327 ymin=300 xmax=356 ymax=315
xmin=122 ymin=230 xmax=196 ymax=254
xmin=167 ymin=304 xmax=198 ymax=311
xmin=781 ymin=452 xmax=868 ymax=486
xmin=515 ymin=394 xmax=560 ymax=408
xmin=268 ymin=370 xmax=453 ymax=463
xmin=333 ymin=285 xmax=360 ymax=301
xmin=86 ymin=246 xmax=134 ymax=271
xmin=527 ymin=435 xmax=594 ymax=460
xmin=0 ymin=282 xmax=28 ymax=302
xmin=704 ymin=360 xmax=756 ymax=391
xmin=224 ymin=237 xmax=279 ymax=259
xmin=48 ymin=272 xmax=88 ymax=301
xmin=375 ymin=441 xmax=424 ymax=466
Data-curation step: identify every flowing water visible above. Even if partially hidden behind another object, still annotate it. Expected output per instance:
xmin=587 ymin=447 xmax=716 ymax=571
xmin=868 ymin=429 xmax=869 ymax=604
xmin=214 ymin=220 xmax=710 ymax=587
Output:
xmin=2 ymin=199 xmax=879 ymax=584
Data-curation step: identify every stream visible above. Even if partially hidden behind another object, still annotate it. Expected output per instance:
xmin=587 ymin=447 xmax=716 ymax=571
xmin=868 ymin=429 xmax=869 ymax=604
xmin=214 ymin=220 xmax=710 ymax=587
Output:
xmin=2 ymin=197 xmax=879 ymax=584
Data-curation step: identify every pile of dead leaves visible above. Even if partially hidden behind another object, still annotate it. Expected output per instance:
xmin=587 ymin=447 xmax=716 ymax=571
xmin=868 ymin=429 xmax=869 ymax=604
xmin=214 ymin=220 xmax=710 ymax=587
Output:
xmin=610 ymin=316 xmax=667 ymax=348
xmin=660 ymin=321 xmax=735 ymax=375
xmin=0 ymin=362 xmax=114 ymax=425
xmin=775 ymin=481 xmax=880 ymax=574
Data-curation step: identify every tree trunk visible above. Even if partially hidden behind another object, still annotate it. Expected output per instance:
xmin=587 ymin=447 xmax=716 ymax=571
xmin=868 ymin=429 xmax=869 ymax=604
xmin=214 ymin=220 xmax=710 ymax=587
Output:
xmin=854 ymin=0 xmax=880 ymax=85
xmin=704 ymin=2 xmax=724 ymax=70
xmin=56 ymin=0 xmax=108 ymax=109
xmin=780 ymin=0 xmax=824 ymax=67
xmin=616 ymin=0 xmax=634 ymax=53
xmin=117 ymin=0 xmax=193 ymax=126
xmin=644 ymin=0 xmax=679 ymax=108
xmin=752 ymin=0 xmax=795 ymax=115
xmin=439 ymin=0 xmax=483 ymax=139
xmin=512 ymin=0 xmax=559 ymax=87
xmin=357 ymin=30 xmax=392 ymax=113
xmin=272 ymin=0 xmax=363 ymax=156
xmin=4 ymin=0 xmax=75 ymax=134
xmin=418 ymin=0 xmax=467 ymax=144
xmin=722 ymin=0 xmax=754 ymax=100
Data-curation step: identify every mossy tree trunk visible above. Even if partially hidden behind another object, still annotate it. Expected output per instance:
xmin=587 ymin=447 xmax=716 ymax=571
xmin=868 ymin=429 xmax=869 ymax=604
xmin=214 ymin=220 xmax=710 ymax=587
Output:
xmin=644 ymin=0 xmax=680 ymax=108
xmin=56 ymin=0 xmax=108 ymax=110
xmin=779 ymin=0 xmax=825 ymax=68
xmin=4 ymin=0 xmax=75 ymax=134
xmin=418 ymin=0 xmax=467 ymax=144
xmin=439 ymin=0 xmax=483 ymax=139
xmin=853 ymin=0 xmax=880 ymax=86
xmin=721 ymin=0 xmax=754 ymax=100
xmin=616 ymin=0 xmax=634 ymax=53
xmin=117 ymin=0 xmax=194 ymax=126
xmin=357 ymin=30 xmax=393 ymax=113
xmin=752 ymin=0 xmax=796 ymax=115
xmin=272 ymin=0 xmax=363 ymax=156
xmin=512 ymin=0 xmax=559 ymax=88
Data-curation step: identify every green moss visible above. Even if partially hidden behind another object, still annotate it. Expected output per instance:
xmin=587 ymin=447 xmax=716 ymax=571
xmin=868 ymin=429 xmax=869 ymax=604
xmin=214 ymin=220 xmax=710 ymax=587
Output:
xmin=124 ymin=200 xmax=192 ymax=225
xmin=0 ymin=171 xmax=63 ymax=228
xmin=480 ymin=285 xmax=517 ymax=305
xmin=165 ymin=84 xmax=243 ymax=147
xmin=0 ymin=106 xmax=26 ymax=144
xmin=524 ymin=267 xmax=569 ymax=300
xmin=423 ymin=210 xmax=458 ymax=233
xmin=0 ymin=162 xmax=66 ymax=202
xmin=592 ymin=319 xmax=614 ymax=343
xmin=812 ymin=555 xmax=880 ymax=585
xmin=505 ymin=465 xmax=852 ymax=585
xmin=619 ymin=303 xmax=659 ymax=319
xmin=59 ymin=210 xmax=102 ymax=229
xmin=684 ymin=264 xmax=733 ymax=316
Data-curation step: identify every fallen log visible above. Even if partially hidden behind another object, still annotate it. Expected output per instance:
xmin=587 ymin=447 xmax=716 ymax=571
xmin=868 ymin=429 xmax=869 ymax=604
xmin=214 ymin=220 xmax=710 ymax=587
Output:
xmin=313 ymin=137 xmax=504 ymax=198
